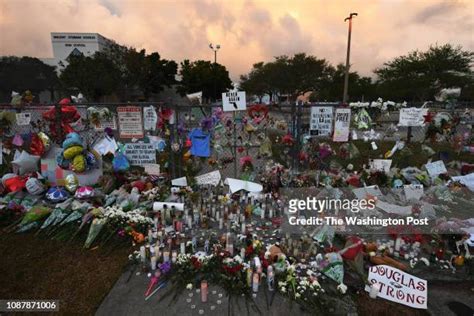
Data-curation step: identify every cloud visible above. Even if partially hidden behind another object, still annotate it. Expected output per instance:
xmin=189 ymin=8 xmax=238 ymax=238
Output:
xmin=0 ymin=0 xmax=472 ymax=82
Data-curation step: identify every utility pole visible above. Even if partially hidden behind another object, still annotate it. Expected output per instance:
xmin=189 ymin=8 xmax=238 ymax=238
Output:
xmin=343 ymin=12 xmax=357 ymax=104
xmin=209 ymin=43 xmax=220 ymax=102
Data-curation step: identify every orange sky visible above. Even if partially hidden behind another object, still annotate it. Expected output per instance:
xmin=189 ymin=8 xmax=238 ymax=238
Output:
xmin=1 ymin=0 xmax=473 ymax=80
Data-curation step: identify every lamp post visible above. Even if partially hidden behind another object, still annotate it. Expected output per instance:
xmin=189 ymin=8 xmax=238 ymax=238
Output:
xmin=209 ymin=43 xmax=221 ymax=101
xmin=343 ymin=12 xmax=357 ymax=104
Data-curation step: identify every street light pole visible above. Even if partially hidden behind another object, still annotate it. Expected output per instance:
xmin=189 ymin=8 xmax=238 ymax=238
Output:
xmin=209 ymin=43 xmax=220 ymax=102
xmin=343 ymin=12 xmax=357 ymax=104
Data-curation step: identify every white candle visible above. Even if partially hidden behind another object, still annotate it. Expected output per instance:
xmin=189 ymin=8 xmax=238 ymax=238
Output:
xmin=241 ymin=222 xmax=246 ymax=234
xmin=269 ymin=209 xmax=273 ymax=219
xmin=395 ymin=237 xmax=402 ymax=251
xmin=154 ymin=244 xmax=160 ymax=259
xmin=240 ymin=248 xmax=246 ymax=259
xmin=252 ymin=273 xmax=259 ymax=293
xmin=369 ymin=283 xmax=380 ymax=299
xmin=180 ymin=242 xmax=186 ymax=254
xmin=219 ymin=218 xmax=224 ymax=230
xmin=140 ymin=246 xmax=146 ymax=263
xmin=163 ymin=251 xmax=170 ymax=262
xmin=150 ymin=256 xmax=157 ymax=270
xmin=260 ymin=208 xmax=265 ymax=219
xmin=267 ymin=266 xmax=274 ymax=291
xmin=172 ymin=250 xmax=177 ymax=263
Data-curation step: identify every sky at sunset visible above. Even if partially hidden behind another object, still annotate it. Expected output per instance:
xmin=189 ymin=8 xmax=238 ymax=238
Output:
xmin=0 ymin=0 xmax=473 ymax=81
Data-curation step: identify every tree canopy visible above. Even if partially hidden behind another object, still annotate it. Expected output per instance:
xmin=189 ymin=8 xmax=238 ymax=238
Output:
xmin=176 ymin=60 xmax=233 ymax=101
xmin=375 ymin=44 xmax=474 ymax=102
xmin=0 ymin=56 xmax=58 ymax=101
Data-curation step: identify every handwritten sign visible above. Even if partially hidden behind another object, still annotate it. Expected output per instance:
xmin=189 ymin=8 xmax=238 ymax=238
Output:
xmin=333 ymin=108 xmax=351 ymax=142
xmin=195 ymin=170 xmax=221 ymax=186
xmin=222 ymin=91 xmax=246 ymax=112
xmin=143 ymin=106 xmax=158 ymax=131
xmin=365 ymin=265 xmax=427 ymax=309
xmin=369 ymin=159 xmax=392 ymax=172
xmin=117 ymin=106 xmax=144 ymax=138
xmin=144 ymin=163 xmax=160 ymax=175
xmin=124 ymin=143 xmax=156 ymax=166
xmin=398 ymin=108 xmax=428 ymax=126
xmin=16 ymin=113 xmax=31 ymax=125
xmin=310 ymin=106 xmax=333 ymax=136
xmin=425 ymin=160 xmax=447 ymax=177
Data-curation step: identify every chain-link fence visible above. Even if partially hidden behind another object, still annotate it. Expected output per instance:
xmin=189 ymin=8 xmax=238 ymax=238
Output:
xmin=0 ymin=102 xmax=472 ymax=180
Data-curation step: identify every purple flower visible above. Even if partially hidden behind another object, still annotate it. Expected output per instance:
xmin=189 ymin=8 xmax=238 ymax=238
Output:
xmin=201 ymin=117 xmax=213 ymax=130
xmin=159 ymin=261 xmax=172 ymax=274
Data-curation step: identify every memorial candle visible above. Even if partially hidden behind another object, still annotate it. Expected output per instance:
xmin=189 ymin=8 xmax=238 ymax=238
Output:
xmin=201 ymin=280 xmax=208 ymax=303
xmin=252 ymin=273 xmax=259 ymax=293
xmin=140 ymin=246 xmax=146 ymax=263
xmin=180 ymin=242 xmax=186 ymax=254
xmin=150 ymin=256 xmax=157 ymax=270
xmin=172 ymin=250 xmax=177 ymax=263
xmin=163 ymin=251 xmax=170 ymax=262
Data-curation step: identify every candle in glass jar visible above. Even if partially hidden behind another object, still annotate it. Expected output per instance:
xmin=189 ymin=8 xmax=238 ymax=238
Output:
xmin=252 ymin=273 xmax=259 ymax=293
xmin=180 ymin=242 xmax=186 ymax=254
xmin=163 ymin=251 xmax=170 ymax=262
xmin=267 ymin=266 xmax=274 ymax=291
xmin=150 ymin=256 xmax=157 ymax=270
xmin=140 ymin=246 xmax=146 ymax=263
xmin=219 ymin=218 xmax=224 ymax=230
xmin=201 ymin=280 xmax=208 ymax=303
xmin=172 ymin=250 xmax=177 ymax=263
xmin=240 ymin=247 xmax=246 ymax=259
xmin=241 ymin=222 xmax=246 ymax=234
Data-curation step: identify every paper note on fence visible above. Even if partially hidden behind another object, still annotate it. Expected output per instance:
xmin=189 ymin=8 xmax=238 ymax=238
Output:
xmin=144 ymin=164 xmax=160 ymax=175
xmin=16 ymin=113 xmax=32 ymax=125
xmin=332 ymin=108 xmax=351 ymax=142
xmin=398 ymin=108 xmax=428 ymax=126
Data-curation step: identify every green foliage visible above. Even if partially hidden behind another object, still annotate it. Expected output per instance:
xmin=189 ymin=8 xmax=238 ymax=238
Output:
xmin=0 ymin=56 xmax=58 ymax=100
xmin=60 ymin=52 xmax=122 ymax=101
xmin=375 ymin=44 xmax=474 ymax=102
xmin=240 ymin=53 xmax=333 ymax=102
xmin=60 ymin=44 xmax=177 ymax=101
xmin=176 ymin=60 xmax=233 ymax=101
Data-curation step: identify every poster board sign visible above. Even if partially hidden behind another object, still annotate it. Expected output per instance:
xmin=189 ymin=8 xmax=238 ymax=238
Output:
xmin=172 ymin=177 xmax=188 ymax=187
xmin=365 ymin=265 xmax=427 ymax=309
xmin=124 ymin=143 xmax=156 ymax=166
xmin=310 ymin=106 xmax=333 ymax=136
xmin=398 ymin=108 xmax=428 ymax=127
xmin=143 ymin=106 xmax=158 ymax=131
xmin=369 ymin=159 xmax=392 ymax=172
xmin=333 ymin=108 xmax=351 ymax=142
xmin=425 ymin=160 xmax=447 ymax=177
xmin=117 ymin=106 xmax=144 ymax=138
xmin=222 ymin=91 xmax=246 ymax=112
xmin=195 ymin=170 xmax=221 ymax=186
xmin=16 ymin=113 xmax=31 ymax=126
xmin=94 ymin=115 xmax=117 ymax=131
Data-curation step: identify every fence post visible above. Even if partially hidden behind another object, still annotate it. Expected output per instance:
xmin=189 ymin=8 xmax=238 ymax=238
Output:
xmin=406 ymin=126 xmax=412 ymax=144
xmin=54 ymin=102 xmax=62 ymax=143
xmin=233 ymin=111 xmax=237 ymax=178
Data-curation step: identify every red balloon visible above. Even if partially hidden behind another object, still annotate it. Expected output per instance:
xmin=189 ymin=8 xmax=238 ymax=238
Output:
xmin=4 ymin=176 xmax=27 ymax=192
xmin=30 ymin=133 xmax=45 ymax=156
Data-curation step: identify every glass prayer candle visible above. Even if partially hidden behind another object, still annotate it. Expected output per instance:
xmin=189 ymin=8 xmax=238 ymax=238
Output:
xmin=252 ymin=273 xmax=259 ymax=293
xmin=172 ymin=250 xmax=177 ymax=263
xmin=201 ymin=280 xmax=208 ymax=303
xmin=163 ymin=251 xmax=170 ymax=262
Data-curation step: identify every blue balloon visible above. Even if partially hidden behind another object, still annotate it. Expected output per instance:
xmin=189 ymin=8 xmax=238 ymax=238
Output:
xmin=46 ymin=186 xmax=69 ymax=202
xmin=62 ymin=132 xmax=83 ymax=149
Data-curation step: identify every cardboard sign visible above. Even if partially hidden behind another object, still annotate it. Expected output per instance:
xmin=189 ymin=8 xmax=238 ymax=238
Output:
xmin=143 ymin=106 xmax=158 ymax=131
xmin=222 ymin=91 xmax=246 ymax=112
xmin=369 ymin=159 xmax=392 ymax=173
xmin=365 ymin=265 xmax=427 ymax=309
xmin=398 ymin=108 xmax=428 ymax=127
xmin=333 ymin=108 xmax=351 ymax=142
xmin=195 ymin=170 xmax=221 ymax=186
xmin=117 ymin=106 xmax=144 ymax=138
xmin=124 ymin=143 xmax=156 ymax=166
xmin=310 ymin=106 xmax=333 ymax=136
xmin=144 ymin=163 xmax=160 ymax=175
xmin=425 ymin=160 xmax=447 ymax=177
xmin=16 ymin=113 xmax=31 ymax=125
xmin=94 ymin=115 xmax=117 ymax=131
xmin=225 ymin=178 xmax=263 ymax=193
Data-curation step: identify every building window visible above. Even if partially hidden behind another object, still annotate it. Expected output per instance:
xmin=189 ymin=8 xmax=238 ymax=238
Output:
xmin=53 ymin=35 xmax=66 ymax=39
xmin=68 ymin=36 xmax=82 ymax=39
xmin=65 ymin=44 xmax=72 ymax=47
